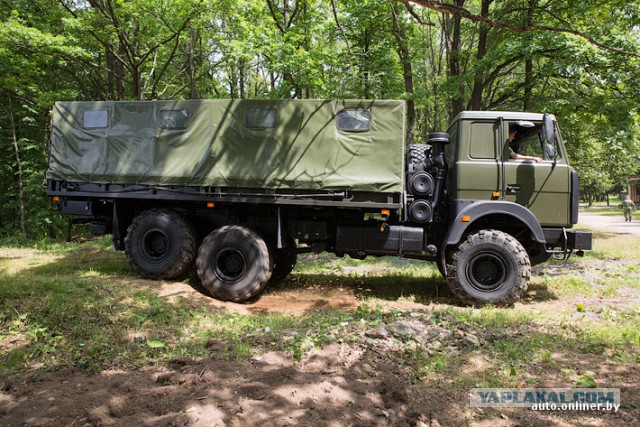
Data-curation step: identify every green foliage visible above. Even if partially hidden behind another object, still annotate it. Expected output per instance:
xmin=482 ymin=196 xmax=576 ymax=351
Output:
xmin=0 ymin=0 xmax=639 ymax=238
xmin=576 ymin=371 xmax=598 ymax=388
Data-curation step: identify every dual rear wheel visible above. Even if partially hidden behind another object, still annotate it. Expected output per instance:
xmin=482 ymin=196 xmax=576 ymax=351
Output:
xmin=125 ymin=210 xmax=296 ymax=302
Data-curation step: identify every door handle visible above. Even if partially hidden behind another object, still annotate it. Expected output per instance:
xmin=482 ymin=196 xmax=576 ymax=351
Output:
xmin=506 ymin=185 xmax=521 ymax=194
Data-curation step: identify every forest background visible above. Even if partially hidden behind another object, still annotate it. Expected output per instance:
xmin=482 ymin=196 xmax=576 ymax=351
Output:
xmin=1 ymin=0 xmax=639 ymax=240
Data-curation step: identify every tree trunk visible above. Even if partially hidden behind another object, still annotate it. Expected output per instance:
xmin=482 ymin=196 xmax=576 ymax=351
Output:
xmin=363 ymin=29 xmax=371 ymax=99
xmin=523 ymin=0 xmax=536 ymax=111
xmin=239 ymin=58 xmax=246 ymax=99
xmin=470 ymin=0 xmax=492 ymax=111
xmin=8 ymin=97 xmax=28 ymax=238
xmin=283 ymin=0 xmax=292 ymax=27
xmin=116 ymin=44 xmax=126 ymax=100
xmin=188 ymin=28 xmax=198 ymax=99
xmin=229 ymin=67 xmax=238 ymax=99
xmin=446 ymin=0 xmax=466 ymax=122
xmin=390 ymin=2 xmax=416 ymax=145
xmin=303 ymin=0 xmax=310 ymax=99
xmin=107 ymin=45 xmax=116 ymax=100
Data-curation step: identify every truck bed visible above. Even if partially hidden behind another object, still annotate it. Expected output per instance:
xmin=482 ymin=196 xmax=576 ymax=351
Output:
xmin=47 ymin=99 xmax=406 ymax=199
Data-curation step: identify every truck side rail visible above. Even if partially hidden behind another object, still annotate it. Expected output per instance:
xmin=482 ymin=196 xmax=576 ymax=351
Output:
xmin=47 ymin=179 xmax=403 ymax=209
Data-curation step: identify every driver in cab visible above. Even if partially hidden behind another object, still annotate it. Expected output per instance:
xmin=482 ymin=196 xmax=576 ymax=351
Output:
xmin=508 ymin=123 xmax=543 ymax=163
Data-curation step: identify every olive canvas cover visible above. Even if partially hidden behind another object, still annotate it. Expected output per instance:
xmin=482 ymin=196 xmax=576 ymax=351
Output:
xmin=47 ymin=99 xmax=406 ymax=193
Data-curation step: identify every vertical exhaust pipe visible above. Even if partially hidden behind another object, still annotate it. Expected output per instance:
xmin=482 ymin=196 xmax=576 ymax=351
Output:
xmin=427 ymin=132 xmax=449 ymax=211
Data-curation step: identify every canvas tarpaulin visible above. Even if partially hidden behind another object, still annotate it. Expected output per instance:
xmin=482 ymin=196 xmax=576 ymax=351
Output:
xmin=47 ymin=99 xmax=406 ymax=194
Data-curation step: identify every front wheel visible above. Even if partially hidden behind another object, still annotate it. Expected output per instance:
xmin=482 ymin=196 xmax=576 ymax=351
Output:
xmin=445 ymin=229 xmax=530 ymax=306
xmin=196 ymin=226 xmax=272 ymax=302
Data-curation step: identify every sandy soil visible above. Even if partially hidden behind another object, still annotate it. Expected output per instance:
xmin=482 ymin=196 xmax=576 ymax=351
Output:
xmin=2 ymin=318 xmax=635 ymax=427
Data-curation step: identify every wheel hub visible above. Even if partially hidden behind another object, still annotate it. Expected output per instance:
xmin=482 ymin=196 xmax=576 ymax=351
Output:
xmin=215 ymin=248 xmax=247 ymax=282
xmin=142 ymin=230 xmax=169 ymax=261
xmin=467 ymin=253 xmax=507 ymax=292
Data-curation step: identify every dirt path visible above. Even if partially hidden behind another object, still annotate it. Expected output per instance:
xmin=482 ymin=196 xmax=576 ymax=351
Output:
xmin=579 ymin=211 xmax=640 ymax=235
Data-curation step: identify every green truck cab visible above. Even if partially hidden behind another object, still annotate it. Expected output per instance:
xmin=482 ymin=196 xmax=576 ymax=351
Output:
xmin=47 ymin=100 xmax=591 ymax=306
xmin=439 ymin=111 xmax=590 ymax=304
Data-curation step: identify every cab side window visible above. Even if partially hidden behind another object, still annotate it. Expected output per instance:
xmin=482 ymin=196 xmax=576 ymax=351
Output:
xmin=508 ymin=121 xmax=563 ymax=161
xmin=518 ymin=131 xmax=545 ymax=159
xmin=509 ymin=122 xmax=561 ymax=161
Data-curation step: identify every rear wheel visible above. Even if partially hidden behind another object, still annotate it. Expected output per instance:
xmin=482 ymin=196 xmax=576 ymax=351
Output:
xmin=125 ymin=209 xmax=197 ymax=279
xmin=196 ymin=226 xmax=272 ymax=302
xmin=445 ymin=229 xmax=530 ymax=306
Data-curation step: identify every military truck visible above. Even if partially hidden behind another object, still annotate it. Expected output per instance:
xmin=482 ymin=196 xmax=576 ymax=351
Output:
xmin=46 ymin=99 xmax=592 ymax=305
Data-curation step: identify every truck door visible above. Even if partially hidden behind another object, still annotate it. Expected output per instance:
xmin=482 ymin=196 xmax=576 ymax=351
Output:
xmin=501 ymin=120 xmax=571 ymax=226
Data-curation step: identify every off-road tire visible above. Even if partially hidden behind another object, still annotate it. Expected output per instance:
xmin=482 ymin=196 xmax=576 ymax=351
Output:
xmin=445 ymin=229 xmax=530 ymax=306
xmin=125 ymin=209 xmax=197 ymax=280
xmin=196 ymin=225 xmax=272 ymax=302
xmin=406 ymin=144 xmax=428 ymax=165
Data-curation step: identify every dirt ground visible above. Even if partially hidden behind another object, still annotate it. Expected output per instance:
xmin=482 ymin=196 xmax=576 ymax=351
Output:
xmin=0 ymin=214 xmax=638 ymax=426
xmin=3 ymin=344 xmax=634 ymax=427
xmin=0 ymin=344 xmax=424 ymax=427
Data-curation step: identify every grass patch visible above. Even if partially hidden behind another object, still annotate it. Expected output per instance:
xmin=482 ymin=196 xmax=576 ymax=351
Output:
xmin=542 ymin=274 xmax=598 ymax=297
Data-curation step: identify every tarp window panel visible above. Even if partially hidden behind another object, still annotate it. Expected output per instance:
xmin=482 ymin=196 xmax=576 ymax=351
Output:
xmin=244 ymin=108 xmax=278 ymax=129
xmin=337 ymin=109 xmax=371 ymax=132
xmin=159 ymin=109 xmax=190 ymax=130
xmin=82 ymin=109 xmax=109 ymax=129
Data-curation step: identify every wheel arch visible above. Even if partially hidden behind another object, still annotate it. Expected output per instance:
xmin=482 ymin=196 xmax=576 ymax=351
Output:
xmin=441 ymin=201 xmax=546 ymax=262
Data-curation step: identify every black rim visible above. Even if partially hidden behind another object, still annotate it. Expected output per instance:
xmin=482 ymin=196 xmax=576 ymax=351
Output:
xmin=141 ymin=229 xmax=170 ymax=263
xmin=466 ymin=252 xmax=507 ymax=292
xmin=214 ymin=248 xmax=247 ymax=283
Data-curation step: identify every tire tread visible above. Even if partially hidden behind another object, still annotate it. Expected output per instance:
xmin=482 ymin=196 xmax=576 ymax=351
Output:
xmin=125 ymin=208 xmax=197 ymax=280
xmin=196 ymin=225 xmax=271 ymax=302
xmin=445 ymin=229 xmax=530 ymax=306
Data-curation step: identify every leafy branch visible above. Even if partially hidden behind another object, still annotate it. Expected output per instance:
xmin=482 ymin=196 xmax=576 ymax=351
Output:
xmin=400 ymin=0 xmax=640 ymax=58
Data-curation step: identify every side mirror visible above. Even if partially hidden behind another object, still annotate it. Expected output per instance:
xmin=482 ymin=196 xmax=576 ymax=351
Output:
xmin=546 ymin=143 xmax=556 ymax=158
xmin=544 ymin=113 xmax=557 ymax=146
